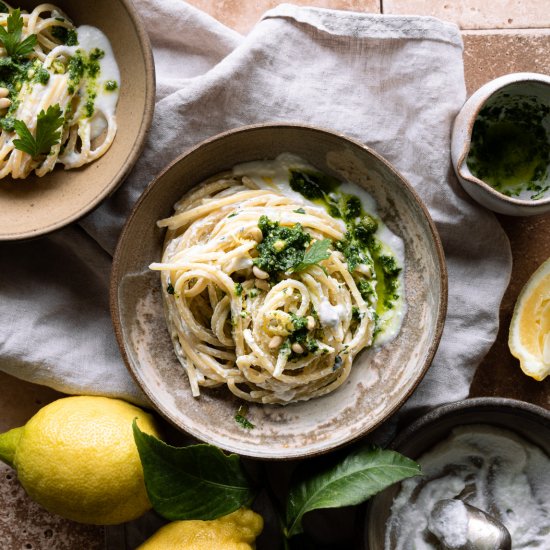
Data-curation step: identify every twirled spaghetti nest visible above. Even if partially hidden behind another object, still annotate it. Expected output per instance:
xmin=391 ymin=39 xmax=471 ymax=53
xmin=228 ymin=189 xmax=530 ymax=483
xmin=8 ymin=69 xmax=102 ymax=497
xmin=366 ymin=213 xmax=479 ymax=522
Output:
xmin=150 ymin=176 xmax=375 ymax=405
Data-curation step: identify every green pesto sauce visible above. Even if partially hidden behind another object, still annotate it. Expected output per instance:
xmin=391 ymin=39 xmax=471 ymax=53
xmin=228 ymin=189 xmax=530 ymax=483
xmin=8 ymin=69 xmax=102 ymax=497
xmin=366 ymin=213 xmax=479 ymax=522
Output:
xmin=105 ymin=79 xmax=118 ymax=92
xmin=467 ymin=97 xmax=550 ymax=200
xmin=289 ymin=169 xmax=402 ymax=335
xmin=51 ymin=26 xmax=78 ymax=47
xmin=254 ymin=215 xmax=311 ymax=275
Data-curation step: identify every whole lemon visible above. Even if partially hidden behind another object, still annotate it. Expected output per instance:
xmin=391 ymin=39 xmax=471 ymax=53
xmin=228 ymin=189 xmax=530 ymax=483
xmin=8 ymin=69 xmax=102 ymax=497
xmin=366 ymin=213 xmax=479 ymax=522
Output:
xmin=137 ymin=508 xmax=264 ymax=549
xmin=0 ymin=395 xmax=159 ymax=525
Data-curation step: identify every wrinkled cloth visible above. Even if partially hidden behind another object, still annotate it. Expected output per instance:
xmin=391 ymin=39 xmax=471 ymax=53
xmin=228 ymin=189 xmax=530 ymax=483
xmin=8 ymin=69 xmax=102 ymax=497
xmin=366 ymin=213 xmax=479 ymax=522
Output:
xmin=1 ymin=3 xmax=511 ymax=418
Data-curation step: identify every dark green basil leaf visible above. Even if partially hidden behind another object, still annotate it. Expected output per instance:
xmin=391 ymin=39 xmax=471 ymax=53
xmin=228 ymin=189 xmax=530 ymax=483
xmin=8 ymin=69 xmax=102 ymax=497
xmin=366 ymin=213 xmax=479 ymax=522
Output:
xmin=285 ymin=446 xmax=421 ymax=538
xmin=133 ymin=420 xmax=256 ymax=521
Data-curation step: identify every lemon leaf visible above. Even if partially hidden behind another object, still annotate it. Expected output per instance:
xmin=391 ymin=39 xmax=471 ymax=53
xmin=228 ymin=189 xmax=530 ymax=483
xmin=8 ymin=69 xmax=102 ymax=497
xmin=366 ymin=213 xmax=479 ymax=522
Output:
xmin=132 ymin=420 xmax=256 ymax=521
xmin=285 ymin=446 xmax=420 ymax=538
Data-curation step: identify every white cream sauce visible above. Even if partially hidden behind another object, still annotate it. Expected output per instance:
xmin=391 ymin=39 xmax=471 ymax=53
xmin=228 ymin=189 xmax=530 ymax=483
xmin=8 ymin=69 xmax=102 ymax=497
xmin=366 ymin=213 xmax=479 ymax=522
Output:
xmin=385 ymin=425 xmax=550 ymax=549
xmin=74 ymin=25 xmax=120 ymax=139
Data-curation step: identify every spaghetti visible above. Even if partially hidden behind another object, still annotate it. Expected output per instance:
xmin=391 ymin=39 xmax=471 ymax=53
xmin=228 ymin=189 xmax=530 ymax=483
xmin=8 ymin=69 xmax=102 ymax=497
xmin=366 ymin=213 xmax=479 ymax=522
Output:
xmin=0 ymin=3 xmax=119 ymax=178
xmin=150 ymin=155 xmax=405 ymax=405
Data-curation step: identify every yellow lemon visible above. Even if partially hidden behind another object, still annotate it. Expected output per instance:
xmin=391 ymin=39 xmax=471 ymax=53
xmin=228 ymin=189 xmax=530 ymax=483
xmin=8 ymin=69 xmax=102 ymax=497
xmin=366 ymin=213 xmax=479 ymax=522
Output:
xmin=137 ymin=508 xmax=263 ymax=550
xmin=0 ymin=395 xmax=159 ymax=524
xmin=509 ymin=257 xmax=550 ymax=381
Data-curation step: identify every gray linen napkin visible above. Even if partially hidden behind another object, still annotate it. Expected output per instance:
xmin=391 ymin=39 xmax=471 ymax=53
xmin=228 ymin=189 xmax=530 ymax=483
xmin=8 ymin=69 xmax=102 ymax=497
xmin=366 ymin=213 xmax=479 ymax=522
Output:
xmin=1 ymin=2 xmax=511 ymax=419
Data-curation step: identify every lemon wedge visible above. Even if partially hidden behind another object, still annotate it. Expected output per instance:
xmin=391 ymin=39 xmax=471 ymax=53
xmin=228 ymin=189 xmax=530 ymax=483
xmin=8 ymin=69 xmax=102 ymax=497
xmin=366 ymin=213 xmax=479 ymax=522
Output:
xmin=509 ymin=257 xmax=550 ymax=381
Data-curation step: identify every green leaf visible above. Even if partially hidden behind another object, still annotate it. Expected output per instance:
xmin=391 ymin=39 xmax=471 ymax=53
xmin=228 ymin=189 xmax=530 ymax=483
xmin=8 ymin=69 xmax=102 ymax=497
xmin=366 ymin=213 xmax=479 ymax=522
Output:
xmin=132 ymin=420 xmax=256 ymax=521
xmin=0 ymin=9 xmax=37 ymax=58
xmin=13 ymin=33 xmax=36 ymax=57
xmin=285 ymin=446 xmax=421 ymax=538
xmin=290 ymin=238 xmax=331 ymax=273
xmin=13 ymin=104 xmax=64 ymax=158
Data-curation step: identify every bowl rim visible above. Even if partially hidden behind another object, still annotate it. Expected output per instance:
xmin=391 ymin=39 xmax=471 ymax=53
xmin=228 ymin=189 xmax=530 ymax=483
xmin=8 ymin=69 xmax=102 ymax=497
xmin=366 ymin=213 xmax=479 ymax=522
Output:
xmin=0 ymin=0 xmax=156 ymax=241
xmin=455 ymin=72 xmax=550 ymax=208
xmin=389 ymin=396 xmax=550 ymax=453
xmin=365 ymin=396 xmax=550 ymax=548
xmin=110 ymin=122 xmax=448 ymax=459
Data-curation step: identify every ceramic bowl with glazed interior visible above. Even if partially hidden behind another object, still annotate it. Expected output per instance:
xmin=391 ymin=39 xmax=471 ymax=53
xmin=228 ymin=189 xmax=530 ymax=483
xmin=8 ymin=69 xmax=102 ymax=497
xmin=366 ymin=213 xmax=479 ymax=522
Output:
xmin=0 ymin=0 xmax=155 ymax=241
xmin=451 ymin=72 xmax=550 ymax=216
xmin=365 ymin=397 xmax=550 ymax=549
xmin=110 ymin=123 xmax=447 ymax=460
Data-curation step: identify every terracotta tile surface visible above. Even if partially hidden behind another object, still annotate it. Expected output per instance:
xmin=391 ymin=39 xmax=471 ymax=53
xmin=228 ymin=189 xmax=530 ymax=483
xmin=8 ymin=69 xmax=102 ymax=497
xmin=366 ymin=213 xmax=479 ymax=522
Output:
xmin=462 ymin=29 xmax=550 ymax=95
xmin=188 ymin=0 xmax=380 ymax=34
xmin=2 ymin=2 xmax=550 ymax=549
xmin=383 ymin=0 xmax=550 ymax=30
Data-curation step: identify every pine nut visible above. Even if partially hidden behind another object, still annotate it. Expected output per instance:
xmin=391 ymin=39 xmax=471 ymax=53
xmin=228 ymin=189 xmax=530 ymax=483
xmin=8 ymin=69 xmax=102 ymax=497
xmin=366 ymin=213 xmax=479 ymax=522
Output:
xmin=306 ymin=316 xmax=316 ymax=331
xmin=0 ymin=98 xmax=11 ymax=109
xmin=247 ymin=227 xmax=263 ymax=242
xmin=291 ymin=342 xmax=304 ymax=354
xmin=0 ymin=87 xmax=9 ymax=98
xmin=253 ymin=266 xmax=269 ymax=279
xmin=255 ymin=279 xmax=270 ymax=291
xmin=269 ymin=335 xmax=283 ymax=349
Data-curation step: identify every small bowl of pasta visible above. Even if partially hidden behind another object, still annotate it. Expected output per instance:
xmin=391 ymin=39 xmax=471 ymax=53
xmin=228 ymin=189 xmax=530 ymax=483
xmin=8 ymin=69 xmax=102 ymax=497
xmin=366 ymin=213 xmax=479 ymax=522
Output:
xmin=111 ymin=124 xmax=447 ymax=459
xmin=0 ymin=0 xmax=154 ymax=240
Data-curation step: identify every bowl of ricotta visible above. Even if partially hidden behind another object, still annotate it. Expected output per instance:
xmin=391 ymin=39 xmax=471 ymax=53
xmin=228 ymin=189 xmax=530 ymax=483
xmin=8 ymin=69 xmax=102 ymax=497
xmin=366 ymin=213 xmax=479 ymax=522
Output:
xmin=366 ymin=397 xmax=550 ymax=549
xmin=111 ymin=123 xmax=447 ymax=459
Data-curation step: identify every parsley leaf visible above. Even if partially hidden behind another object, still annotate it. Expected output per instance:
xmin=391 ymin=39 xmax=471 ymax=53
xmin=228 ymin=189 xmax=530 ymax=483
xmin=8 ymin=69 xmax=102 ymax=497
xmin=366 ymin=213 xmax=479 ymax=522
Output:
xmin=234 ymin=405 xmax=255 ymax=430
xmin=13 ymin=104 xmax=64 ymax=158
xmin=0 ymin=9 xmax=37 ymax=58
xmin=290 ymin=238 xmax=331 ymax=273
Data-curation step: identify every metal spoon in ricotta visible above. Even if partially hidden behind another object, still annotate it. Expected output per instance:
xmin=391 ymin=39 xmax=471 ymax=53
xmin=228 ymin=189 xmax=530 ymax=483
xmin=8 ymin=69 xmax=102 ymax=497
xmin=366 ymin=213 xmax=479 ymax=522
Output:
xmin=429 ymin=499 xmax=512 ymax=550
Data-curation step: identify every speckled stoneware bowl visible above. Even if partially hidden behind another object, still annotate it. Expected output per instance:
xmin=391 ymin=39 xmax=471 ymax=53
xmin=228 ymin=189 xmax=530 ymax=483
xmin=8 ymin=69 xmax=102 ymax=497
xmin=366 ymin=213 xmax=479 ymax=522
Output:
xmin=451 ymin=72 xmax=550 ymax=216
xmin=111 ymin=124 xmax=447 ymax=460
xmin=365 ymin=397 xmax=550 ymax=549
xmin=0 ymin=0 xmax=155 ymax=241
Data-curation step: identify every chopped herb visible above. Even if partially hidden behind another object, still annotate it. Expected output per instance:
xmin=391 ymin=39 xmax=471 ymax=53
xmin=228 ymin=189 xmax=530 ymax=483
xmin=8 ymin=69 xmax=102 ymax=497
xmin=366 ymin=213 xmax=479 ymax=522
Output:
xmin=254 ymin=216 xmax=311 ymax=275
xmin=0 ymin=9 xmax=37 ymax=58
xmin=247 ymin=289 xmax=258 ymax=299
xmin=333 ymin=355 xmax=343 ymax=371
xmin=289 ymin=169 xmax=339 ymax=200
xmin=293 ymin=207 xmax=306 ymax=214
xmin=34 ymin=67 xmax=50 ymax=85
xmin=89 ymin=48 xmax=105 ymax=61
xmin=234 ymin=282 xmax=243 ymax=296
xmin=227 ymin=212 xmax=238 ymax=218
xmin=357 ymin=279 xmax=375 ymax=301
xmin=379 ymin=255 xmax=401 ymax=278
xmin=104 ymin=79 xmax=118 ymax=92
xmin=85 ymin=91 xmax=96 ymax=117
xmin=0 ymin=115 xmax=14 ymax=132
xmin=234 ymin=405 xmax=255 ymax=430
xmin=166 ymin=282 xmax=175 ymax=295
xmin=342 ymin=195 xmax=361 ymax=221
xmin=13 ymin=104 xmax=64 ymax=157
xmin=51 ymin=26 xmax=78 ymax=46
xmin=66 ymin=29 xmax=78 ymax=46
xmin=355 ymin=215 xmax=378 ymax=242
xmin=87 ymin=59 xmax=100 ymax=78
xmin=335 ymin=232 xmax=370 ymax=273
xmin=306 ymin=339 xmax=319 ymax=353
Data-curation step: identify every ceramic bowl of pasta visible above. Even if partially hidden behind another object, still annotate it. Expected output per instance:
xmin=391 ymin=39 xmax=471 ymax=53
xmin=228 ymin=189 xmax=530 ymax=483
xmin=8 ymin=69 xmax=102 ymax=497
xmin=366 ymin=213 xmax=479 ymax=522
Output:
xmin=111 ymin=124 xmax=447 ymax=459
xmin=0 ymin=0 xmax=154 ymax=241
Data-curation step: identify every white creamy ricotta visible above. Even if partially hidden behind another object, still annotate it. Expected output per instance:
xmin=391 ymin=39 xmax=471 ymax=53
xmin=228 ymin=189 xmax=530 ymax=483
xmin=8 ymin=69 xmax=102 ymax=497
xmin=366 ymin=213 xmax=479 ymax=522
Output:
xmin=385 ymin=424 xmax=550 ymax=549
